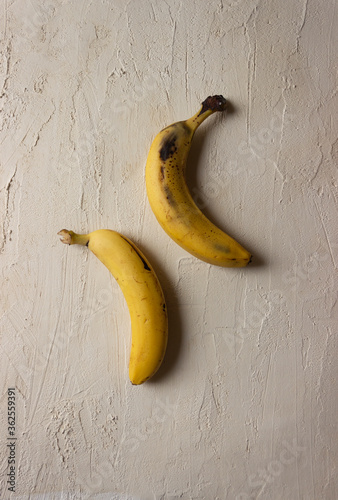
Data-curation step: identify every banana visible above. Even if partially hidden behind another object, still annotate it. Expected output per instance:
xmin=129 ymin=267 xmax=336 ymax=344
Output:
xmin=58 ymin=229 xmax=168 ymax=385
xmin=145 ymin=95 xmax=251 ymax=267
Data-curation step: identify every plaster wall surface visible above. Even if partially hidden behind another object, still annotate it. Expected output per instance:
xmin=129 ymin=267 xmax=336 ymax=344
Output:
xmin=1 ymin=0 xmax=337 ymax=499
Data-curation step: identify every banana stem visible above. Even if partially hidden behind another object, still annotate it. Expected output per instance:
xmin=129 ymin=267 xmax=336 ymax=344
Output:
xmin=58 ymin=229 xmax=89 ymax=246
xmin=185 ymin=95 xmax=228 ymax=129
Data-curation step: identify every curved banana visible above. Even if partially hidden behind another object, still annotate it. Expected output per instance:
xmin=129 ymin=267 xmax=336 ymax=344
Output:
xmin=58 ymin=229 xmax=168 ymax=385
xmin=145 ymin=95 xmax=251 ymax=267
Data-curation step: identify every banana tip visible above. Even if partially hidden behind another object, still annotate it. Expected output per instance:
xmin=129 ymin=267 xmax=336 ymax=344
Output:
xmin=58 ymin=229 xmax=73 ymax=245
xmin=200 ymin=95 xmax=227 ymax=115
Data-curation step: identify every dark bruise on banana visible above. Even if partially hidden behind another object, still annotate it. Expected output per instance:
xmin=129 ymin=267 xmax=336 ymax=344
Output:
xmin=120 ymin=235 xmax=151 ymax=271
xmin=158 ymin=132 xmax=179 ymax=208
xmin=158 ymin=127 xmax=188 ymax=209
xmin=159 ymin=131 xmax=178 ymax=162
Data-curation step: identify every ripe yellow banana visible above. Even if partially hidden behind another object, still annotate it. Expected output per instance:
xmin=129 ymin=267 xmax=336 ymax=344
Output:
xmin=58 ymin=229 xmax=168 ymax=385
xmin=145 ymin=95 xmax=251 ymax=267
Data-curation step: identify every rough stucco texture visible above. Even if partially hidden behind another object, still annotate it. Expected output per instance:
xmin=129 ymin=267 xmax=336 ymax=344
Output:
xmin=1 ymin=0 xmax=337 ymax=499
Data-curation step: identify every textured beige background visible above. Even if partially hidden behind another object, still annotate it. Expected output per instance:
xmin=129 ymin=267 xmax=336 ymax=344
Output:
xmin=1 ymin=0 xmax=337 ymax=499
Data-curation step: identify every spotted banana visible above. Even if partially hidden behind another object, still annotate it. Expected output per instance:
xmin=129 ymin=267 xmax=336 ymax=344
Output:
xmin=145 ymin=95 xmax=251 ymax=267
